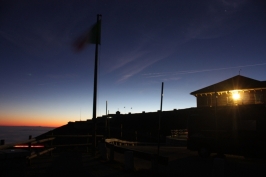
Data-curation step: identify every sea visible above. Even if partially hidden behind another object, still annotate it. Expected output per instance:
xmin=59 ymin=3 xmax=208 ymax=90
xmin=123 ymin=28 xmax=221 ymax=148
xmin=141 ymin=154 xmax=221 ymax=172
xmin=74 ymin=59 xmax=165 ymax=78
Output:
xmin=0 ymin=126 xmax=55 ymax=144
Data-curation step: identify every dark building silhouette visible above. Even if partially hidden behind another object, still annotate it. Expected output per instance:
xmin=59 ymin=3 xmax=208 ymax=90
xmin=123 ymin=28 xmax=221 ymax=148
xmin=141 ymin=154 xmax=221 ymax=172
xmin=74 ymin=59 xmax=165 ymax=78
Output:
xmin=36 ymin=75 xmax=266 ymax=147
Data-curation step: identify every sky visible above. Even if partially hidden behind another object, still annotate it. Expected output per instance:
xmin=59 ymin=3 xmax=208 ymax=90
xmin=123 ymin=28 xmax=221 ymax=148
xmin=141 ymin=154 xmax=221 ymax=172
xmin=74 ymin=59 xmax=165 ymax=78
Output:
xmin=0 ymin=0 xmax=266 ymax=127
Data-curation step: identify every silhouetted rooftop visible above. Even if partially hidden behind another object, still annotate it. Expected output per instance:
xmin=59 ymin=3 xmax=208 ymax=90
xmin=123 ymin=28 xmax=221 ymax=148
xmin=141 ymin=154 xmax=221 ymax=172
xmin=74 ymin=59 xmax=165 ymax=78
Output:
xmin=191 ymin=75 xmax=266 ymax=95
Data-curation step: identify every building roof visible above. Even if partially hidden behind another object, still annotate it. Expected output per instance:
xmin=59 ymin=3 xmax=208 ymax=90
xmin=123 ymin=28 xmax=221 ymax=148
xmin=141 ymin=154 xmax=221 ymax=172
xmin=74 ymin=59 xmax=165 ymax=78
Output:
xmin=190 ymin=75 xmax=266 ymax=95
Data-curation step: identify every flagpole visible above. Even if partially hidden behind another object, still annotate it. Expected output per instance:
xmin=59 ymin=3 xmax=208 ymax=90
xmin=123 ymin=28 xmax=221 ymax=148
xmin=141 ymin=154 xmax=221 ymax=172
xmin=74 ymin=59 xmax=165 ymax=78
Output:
xmin=92 ymin=14 xmax=101 ymax=154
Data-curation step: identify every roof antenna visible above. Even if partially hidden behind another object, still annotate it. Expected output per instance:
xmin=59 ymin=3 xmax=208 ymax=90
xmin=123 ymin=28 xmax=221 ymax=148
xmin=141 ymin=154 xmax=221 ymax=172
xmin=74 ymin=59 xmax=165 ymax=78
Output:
xmin=239 ymin=69 xmax=241 ymax=75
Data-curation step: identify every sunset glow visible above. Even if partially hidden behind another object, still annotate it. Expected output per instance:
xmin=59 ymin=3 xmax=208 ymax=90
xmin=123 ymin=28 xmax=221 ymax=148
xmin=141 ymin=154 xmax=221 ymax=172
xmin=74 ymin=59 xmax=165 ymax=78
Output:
xmin=1 ymin=0 xmax=265 ymax=127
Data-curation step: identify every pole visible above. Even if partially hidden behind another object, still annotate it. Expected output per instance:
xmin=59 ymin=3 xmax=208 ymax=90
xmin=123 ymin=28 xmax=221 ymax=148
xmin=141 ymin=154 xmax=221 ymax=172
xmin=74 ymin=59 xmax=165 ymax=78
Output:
xmin=157 ymin=82 xmax=164 ymax=155
xmin=214 ymin=85 xmax=219 ymax=154
xmin=106 ymin=101 xmax=108 ymax=138
xmin=92 ymin=14 xmax=102 ymax=154
xmin=108 ymin=110 xmax=110 ymax=138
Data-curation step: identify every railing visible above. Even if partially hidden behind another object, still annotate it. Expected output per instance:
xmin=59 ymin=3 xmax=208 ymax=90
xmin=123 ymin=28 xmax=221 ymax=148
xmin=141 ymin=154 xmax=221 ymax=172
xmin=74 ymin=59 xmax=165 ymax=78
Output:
xmin=0 ymin=137 xmax=54 ymax=149
xmin=1 ymin=133 xmax=105 ymax=166
xmin=105 ymin=138 xmax=163 ymax=146
xmin=171 ymin=129 xmax=188 ymax=137
xmin=101 ymin=138 xmax=168 ymax=171
xmin=0 ymin=136 xmax=56 ymax=166
xmin=45 ymin=134 xmax=104 ymax=152
xmin=0 ymin=138 xmax=36 ymax=150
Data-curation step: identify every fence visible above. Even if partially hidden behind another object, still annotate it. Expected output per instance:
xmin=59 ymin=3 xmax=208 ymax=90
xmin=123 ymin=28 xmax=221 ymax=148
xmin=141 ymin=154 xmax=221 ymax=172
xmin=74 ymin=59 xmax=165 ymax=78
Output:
xmin=46 ymin=134 xmax=104 ymax=153
xmin=0 ymin=137 xmax=54 ymax=177
xmin=171 ymin=129 xmax=188 ymax=137
xmin=0 ymin=133 xmax=104 ymax=166
xmin=101 ymin=138 xmax=169 ymax=171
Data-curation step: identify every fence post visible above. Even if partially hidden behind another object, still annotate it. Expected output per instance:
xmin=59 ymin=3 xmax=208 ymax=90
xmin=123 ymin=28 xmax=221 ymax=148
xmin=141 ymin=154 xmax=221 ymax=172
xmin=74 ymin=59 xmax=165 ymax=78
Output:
xmin=87 ymin=133 xmax=90 ymax=153
xmin=108 ymin=118 xmax=110 ymax=138
xmin=28 ymin=135 xmax=32 ymax=165
xmin=121 ymin=124 xmax=123 ymax=139
xmin=28 ymin=135 xmax=32 ymax=151
xmin=50 ymin=131 xmax=53 ymax=156
xmin=0 ymin=139 xmax=4 ymax=145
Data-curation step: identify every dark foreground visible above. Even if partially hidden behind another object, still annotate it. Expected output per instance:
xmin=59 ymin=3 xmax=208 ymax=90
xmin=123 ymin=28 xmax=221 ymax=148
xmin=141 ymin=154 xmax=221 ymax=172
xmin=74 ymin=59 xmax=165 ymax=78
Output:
xmin=1 ymin=146 xmax=266 ymax=177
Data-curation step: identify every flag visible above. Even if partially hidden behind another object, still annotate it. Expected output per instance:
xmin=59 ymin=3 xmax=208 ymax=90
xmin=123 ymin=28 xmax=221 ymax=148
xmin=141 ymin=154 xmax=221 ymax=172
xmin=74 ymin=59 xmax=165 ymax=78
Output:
xmin=73 ymin=20 xmax=101 ymax=51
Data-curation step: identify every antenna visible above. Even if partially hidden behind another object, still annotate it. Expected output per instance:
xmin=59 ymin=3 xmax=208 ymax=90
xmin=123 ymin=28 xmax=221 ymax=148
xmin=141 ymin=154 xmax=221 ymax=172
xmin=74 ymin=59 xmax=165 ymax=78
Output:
xmin=239 ymin=69 xmax=241 ymax=75
xmin=80 ymin=108 xmax=81 ymax=121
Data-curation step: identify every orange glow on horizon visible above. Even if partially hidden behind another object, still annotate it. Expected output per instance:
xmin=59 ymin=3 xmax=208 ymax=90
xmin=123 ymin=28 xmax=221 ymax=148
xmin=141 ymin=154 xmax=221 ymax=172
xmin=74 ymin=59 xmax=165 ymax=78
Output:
xmin=0 ymin=121 xmax=62 ymax=127
xmin=0 ymin=120 xmax=63 ymax=127
xmin=0 ymin=116 xmax=65 ymax=127
xmin=0 ymin=111 xmax=82 ymax=127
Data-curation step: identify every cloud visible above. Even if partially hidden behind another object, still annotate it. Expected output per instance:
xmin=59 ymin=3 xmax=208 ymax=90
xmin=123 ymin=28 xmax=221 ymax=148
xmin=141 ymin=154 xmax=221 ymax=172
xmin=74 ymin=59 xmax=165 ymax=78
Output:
xmin=106 ymin=27 xmax=185 ymax=83
xmin=47 ymin=74 xmax=79 ymax=80
xmin=116 ymin=49 xmax=174 ymax=83
xmin=144 ymin=74 xmax=168 ymax=79
xmin=142 ymin=62 xmax=266 ymax=77
xmin=110 ymin=0 xmax=253 ymax=84
xmin=106 ymin=49 xmax=149 ymax=74
xmin=104 ymin=0 xmax=251 ymax=83
xmin=162 ymin=77 xmax=181 ymax=82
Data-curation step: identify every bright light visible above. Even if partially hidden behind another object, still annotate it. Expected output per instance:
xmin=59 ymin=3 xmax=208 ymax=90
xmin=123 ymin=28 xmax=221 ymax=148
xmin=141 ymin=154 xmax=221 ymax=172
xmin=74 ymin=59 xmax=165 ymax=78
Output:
xmin=232 ymin=92 xmax=240 ymax=100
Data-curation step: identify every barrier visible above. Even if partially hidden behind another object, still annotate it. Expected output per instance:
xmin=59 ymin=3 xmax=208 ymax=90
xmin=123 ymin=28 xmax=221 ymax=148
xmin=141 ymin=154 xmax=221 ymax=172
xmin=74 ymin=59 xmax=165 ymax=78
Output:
xmin=0 ymin=139 xmax=37 ymax=150
xmin=104 ymin=138 xmax=168 ymax=171
xmin=46 ymin=134 xmax=104 ymax=153
xmin=0 ymin=136 xmax=56 ymax=166
xmin=171 ymin=129 xmax=188 ymax=137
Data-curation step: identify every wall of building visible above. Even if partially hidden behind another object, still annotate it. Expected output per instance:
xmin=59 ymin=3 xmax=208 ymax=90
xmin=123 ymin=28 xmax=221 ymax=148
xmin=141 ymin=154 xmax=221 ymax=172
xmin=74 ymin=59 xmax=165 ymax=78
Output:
xmin=196 ymin=90 xmax=266 ymax=107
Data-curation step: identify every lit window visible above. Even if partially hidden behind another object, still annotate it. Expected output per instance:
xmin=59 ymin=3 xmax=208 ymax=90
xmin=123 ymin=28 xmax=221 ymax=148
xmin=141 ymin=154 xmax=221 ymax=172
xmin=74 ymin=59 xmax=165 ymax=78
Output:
xmin=232 ymin=91 xmax=240 ymax=100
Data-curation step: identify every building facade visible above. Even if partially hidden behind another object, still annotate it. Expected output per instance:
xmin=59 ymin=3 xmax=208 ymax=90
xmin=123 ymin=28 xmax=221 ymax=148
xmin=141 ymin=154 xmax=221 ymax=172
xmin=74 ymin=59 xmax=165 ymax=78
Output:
xmin=191 ymin=75 xmax=266 ymax=107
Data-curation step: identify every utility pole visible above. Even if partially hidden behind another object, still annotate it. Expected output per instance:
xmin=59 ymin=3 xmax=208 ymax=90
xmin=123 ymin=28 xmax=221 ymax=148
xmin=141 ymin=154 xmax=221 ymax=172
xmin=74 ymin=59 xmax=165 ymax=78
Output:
xmin=157 ymin=82 xmax=164 ymax=155
xmin=106 ymin=101 xmax=108 ymax=138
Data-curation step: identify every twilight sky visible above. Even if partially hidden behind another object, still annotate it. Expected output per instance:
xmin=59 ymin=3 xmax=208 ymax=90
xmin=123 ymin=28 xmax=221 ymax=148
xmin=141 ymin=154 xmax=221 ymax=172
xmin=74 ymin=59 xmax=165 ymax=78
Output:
xmin=1 ymin=0 xmax=266 ymax=127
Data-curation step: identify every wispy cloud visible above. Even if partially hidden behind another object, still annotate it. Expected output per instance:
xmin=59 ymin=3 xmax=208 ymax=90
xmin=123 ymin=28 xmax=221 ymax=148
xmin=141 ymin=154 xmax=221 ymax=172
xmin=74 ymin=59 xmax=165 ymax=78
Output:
xmin=106 ymin=49 xmax=149 ymax=74
xmin=105 ymin=0 xmax=249 ymax=83
xmin=162 ymin=77 xmax=181 ymax=82
xmin=47 ymin=74 xmax=79 ymax=80
xmin=107 ymin=30 xmax=186 ymax=83
xmin=116 ymin=49 xmax=174 ymax=83
xmin=143 ymin=62 xmax=266 ymax=77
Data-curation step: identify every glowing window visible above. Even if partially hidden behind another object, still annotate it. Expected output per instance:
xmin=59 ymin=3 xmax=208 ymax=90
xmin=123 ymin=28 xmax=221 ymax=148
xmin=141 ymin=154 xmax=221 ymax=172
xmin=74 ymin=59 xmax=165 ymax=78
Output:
xmin=232 ymin=92 xmax=240 ymax=100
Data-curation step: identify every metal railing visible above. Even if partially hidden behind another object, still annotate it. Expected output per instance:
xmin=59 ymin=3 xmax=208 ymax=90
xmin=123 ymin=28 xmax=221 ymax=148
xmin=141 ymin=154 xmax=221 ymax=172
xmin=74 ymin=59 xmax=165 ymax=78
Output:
xmin=104 ymin=138 xmax=169 ymax=166
xmin=171 ymin=129 xmax=188 ymax=137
